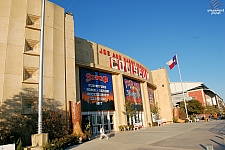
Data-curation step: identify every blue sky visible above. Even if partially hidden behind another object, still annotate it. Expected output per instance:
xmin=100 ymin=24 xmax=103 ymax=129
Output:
xmin=50 ymin=0 xmax=225 ymax=99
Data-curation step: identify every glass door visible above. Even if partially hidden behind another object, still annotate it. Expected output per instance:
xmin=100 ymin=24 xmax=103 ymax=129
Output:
xmin=83 ymin=111 xmax=114 ymax=134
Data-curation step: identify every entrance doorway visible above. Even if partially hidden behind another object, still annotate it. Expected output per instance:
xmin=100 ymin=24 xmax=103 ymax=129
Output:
xmin=82 ymin=111 xmax=114 ymax=134
xmin=127 ymin=111 xmax=144 ymax=125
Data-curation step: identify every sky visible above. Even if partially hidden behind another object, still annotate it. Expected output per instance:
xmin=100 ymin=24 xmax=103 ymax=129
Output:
xmin=50 ymin=0 xmax=225 ymax=100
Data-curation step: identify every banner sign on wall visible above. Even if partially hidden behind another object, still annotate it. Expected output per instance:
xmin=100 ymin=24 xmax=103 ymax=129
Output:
xmin=80 ymin=68 xmax=115 ymax=111
xmin=123 ymin=77 xmax=143 ymax=110
xmin=147 ymin=85 xmax=155 ymax=110
xmin=147 ymin=85 xmax=155 ymax=104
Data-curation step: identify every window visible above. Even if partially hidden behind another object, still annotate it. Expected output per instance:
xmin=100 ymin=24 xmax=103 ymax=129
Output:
xmin=26 ymin=14 xmax=41 ymax=29
xmin=97 ymin=116 xmax=101 ymax=124
xmin=24 ymin=39 xmax=40 ymax=54
xmin=23 ymin=66 xmax=38 ymax=83
xmin=104 ymin=116 xmax=108 ymax=124
xmin=92 ymin=115 xmax=96 ymax=124
xmin=22 ymin=98 xmax=37 ymax=114
xmin=110 ymin=115 xmax=113 ymax=123
xmin=192 ymin=96 xmax=196 ymax=100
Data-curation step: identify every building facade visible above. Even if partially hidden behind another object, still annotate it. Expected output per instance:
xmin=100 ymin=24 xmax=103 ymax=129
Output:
xmin=170 ymin=82 xmax=224 ymax=111
xmin=75 ymin=37 xmax=158 ymax=133
xmin=0 ymin=0 xmax=173 ymax=134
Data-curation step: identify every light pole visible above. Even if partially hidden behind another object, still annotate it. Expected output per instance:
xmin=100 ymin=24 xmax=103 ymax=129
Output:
xmin=38 ymin=0 xmax=46 ymax=134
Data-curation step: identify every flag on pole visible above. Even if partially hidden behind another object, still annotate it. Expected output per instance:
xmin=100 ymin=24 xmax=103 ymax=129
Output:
xmin=166 ymin=55 xmax=177 ymax=70
xmin=166 ymin=54 xmax=189 ymax=119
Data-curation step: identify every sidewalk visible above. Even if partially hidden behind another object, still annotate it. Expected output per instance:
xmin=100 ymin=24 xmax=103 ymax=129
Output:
xmin=67 ymin=120 xmax=225 ymax=150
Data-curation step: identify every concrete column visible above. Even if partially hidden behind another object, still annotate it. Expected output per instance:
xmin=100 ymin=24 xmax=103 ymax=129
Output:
xmin=140 ymin=82 xmax=152 ymax=127
xmin=112 ymin=73 xmax=126 ymax=131
xmin=31 ymin=133 xmax=48 ymax=147
xmin=75 ymin=66 xmax=80 ymax=103
xmin=64 ymin=13 xmax=76 ymax=103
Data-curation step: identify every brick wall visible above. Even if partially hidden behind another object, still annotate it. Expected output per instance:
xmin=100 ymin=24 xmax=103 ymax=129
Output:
xmin=188 ymin=90 xmax=205 ymax=106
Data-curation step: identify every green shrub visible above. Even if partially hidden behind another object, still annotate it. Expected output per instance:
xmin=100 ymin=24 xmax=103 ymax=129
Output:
xmin=190 ymin=117 xmax=195 ymax=122
xmin=84 ymin=130 xmax=92 ymax=139
xmin=42 ymin=141 xmax=54 ymax=150
xmin=42 ymin=134 xmax=79 ymax=150
xmin=152 ymin=122 xmax=158 ymax=126
xmin=118 ymin=125 xmax=124 ymax=131
xmin=129 ymin=124 xmax=134 ymax=130
xmin=0 ymin=110 xmax=70 ymax=147
xmin=16 ymin=138 xmax=23 ymax=150
xmin=179 ymin=109 xmax=187 ymax=120
xmin=42 ymin=110 xmax=70 ymax=140
xmin=123 ymin=125 xmax=129 ymax=130
xmin=148 ymin=122 xmax=151 ymax=127
xmin=0 ymin=88 xmax=71 ymax=147
xmin=173 ymin=117 xmax=178 ymax=123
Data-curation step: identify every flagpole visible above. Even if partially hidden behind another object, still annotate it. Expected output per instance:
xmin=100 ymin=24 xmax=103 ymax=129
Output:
xmin=38 ymin=0 xmax=46 ymax=134
xmin=176 ymin=54 xmax=188 ymax=119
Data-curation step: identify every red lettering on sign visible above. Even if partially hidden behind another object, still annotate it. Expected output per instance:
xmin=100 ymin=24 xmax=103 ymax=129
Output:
xmin=99 ymin=47 xmax=150 ymax=80
xmin=110 ymin=57 xmax=118 ymax=69
xmin=99 ymin=48 xmax=102 ymax=54
xmin=86 ymin=73 xmax=108 ymax=83
xmin=103 ymin=49 xmax=106 ymax=55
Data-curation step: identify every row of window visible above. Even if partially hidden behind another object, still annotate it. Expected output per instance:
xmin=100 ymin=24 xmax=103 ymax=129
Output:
xmin=22 ymin=13 xmax=41 ymax=114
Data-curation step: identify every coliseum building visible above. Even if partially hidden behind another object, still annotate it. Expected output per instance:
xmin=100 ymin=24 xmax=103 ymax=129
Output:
xmin=0 ymin=0 xmax=173 ymax=134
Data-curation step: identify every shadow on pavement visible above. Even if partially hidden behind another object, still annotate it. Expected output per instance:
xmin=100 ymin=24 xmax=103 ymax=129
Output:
xmin=215 ymin=135 xmax=223 ymax=140
xmin=199 ymin=144 xmax=206 ymax=150
xmin=210 ymin=139 xmax=225 ymax=148
xmin=66 ymin=132 xmax=116 ymax=149
xmin=209 ymin=120 xmax=225 ymax=135
xmin=109 ymin=133 xmax=115 ymax=138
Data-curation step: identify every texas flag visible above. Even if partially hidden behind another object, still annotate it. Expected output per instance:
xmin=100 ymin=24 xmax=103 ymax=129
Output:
xmin=166 ymin=55 xmax=177 ymax=70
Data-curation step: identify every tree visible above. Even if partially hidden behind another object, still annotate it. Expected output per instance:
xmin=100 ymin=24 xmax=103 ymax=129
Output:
xmin=123 ymin=100 xmax=136 ymax=124
xmin=42 ymin=110 xmax=70 ymax=139
xmin=205 ymin=104 xmax=220 ymax=115
xmin=0 ymin=88 xmax=69 ymax=146
xmin=180 ymin=100 xmax=204 ymax=115
xmin=179 ymin=109 xmax=187 ymax=120
xmin=223 ymin=107 xmax=225 ymax=114
xmin=150 ymin=102 xmax=160 ymax=120
xmin=123 ymin=100 xmax=136 ymax=117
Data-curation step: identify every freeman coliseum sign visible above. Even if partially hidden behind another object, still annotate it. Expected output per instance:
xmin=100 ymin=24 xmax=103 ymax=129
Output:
xmin=99 ymin=48 xmax=150 ymax=80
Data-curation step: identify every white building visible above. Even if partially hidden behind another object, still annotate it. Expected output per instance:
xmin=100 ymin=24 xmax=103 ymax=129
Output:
xmin=170 ymin=82 xmax=224 ymax=111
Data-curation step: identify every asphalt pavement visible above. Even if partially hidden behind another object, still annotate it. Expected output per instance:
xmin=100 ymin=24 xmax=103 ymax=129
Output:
xmin=66 ymin=120 xmax=225 ymax=150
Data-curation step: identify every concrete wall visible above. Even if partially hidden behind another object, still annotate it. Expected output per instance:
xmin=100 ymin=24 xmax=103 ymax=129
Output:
xmin=151 ymin=68 xmax=173 ymax=122
xmin=0 ymin=0 xmax=75 ymax=114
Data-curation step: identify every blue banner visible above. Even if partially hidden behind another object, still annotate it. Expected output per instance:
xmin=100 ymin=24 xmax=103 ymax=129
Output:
xmin=80 ymin=68 xmax=115 ymax=111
